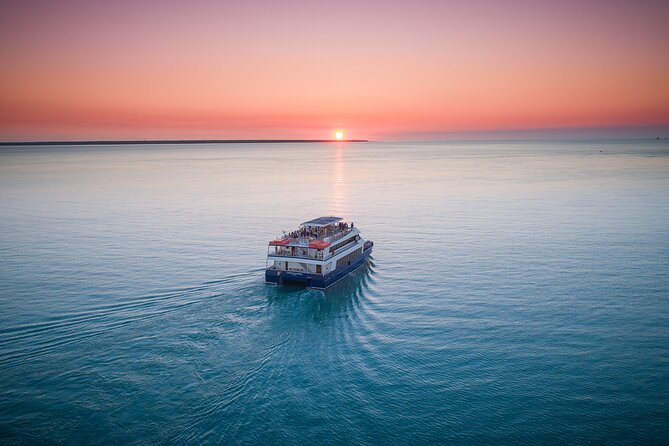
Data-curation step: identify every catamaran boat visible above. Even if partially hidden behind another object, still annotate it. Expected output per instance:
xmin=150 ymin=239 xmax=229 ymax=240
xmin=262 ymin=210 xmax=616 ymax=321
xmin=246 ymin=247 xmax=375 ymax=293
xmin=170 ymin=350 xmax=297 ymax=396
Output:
xmin=265 ymin=216 xmax=374 ymax=289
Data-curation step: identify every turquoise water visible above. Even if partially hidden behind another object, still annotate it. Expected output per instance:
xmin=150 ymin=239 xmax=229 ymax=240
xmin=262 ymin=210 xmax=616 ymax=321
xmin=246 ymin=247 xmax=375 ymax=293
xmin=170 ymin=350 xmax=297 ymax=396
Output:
xmin=1 ymin=141 xmax=668 ymax=444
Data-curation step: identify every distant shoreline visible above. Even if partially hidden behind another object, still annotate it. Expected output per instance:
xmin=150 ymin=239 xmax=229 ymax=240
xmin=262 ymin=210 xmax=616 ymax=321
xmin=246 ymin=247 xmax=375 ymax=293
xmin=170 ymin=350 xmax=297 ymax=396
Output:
xmin=0 ymin=139 xmax=368 ymax=146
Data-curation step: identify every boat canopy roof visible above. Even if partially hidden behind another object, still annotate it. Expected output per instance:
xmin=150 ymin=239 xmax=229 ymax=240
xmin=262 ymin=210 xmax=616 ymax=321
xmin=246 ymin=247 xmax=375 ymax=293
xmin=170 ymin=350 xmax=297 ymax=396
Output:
xmin=269 ymin=238 xmax=291 ymax=246
xmin=309 ymin=240 xmax=331 ymax=249
xmin=300 ymin=216 xmax=343 ymax=227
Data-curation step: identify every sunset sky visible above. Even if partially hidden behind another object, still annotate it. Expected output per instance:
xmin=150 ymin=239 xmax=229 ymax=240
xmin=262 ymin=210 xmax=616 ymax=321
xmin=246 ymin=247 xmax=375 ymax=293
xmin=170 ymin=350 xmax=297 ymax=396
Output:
xmin=1 ymin=0 xmax=668 ymax=141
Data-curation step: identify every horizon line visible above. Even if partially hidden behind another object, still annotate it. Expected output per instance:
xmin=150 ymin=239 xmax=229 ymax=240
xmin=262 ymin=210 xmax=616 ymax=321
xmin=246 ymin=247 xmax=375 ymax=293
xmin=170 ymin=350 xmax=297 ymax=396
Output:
xmin=0 ymin=139 xmax=370 ymax=146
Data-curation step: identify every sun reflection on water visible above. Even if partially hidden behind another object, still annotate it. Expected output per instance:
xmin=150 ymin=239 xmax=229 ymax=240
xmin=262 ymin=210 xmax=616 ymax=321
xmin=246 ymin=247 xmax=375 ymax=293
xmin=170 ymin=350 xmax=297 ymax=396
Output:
xmin=330 ymin=145 xmax=347 ymax=217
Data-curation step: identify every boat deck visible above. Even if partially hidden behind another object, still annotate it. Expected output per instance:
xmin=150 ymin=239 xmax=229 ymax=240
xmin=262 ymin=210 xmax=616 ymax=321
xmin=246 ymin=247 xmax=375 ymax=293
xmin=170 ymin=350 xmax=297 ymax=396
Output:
xmin=271 ymin=226 xmax=356 ymax=248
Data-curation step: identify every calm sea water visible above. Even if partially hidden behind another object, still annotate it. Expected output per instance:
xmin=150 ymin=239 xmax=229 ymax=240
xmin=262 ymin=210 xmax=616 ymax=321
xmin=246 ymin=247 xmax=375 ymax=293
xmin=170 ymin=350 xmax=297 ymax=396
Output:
xmin=1 ymin=141 xmax=668 ymax=444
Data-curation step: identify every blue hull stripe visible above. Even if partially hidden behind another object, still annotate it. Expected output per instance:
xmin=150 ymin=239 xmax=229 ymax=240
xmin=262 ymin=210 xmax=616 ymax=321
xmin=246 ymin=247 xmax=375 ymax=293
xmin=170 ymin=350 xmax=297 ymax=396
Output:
xmin=266 ymin=247 xmax=372 ymax=289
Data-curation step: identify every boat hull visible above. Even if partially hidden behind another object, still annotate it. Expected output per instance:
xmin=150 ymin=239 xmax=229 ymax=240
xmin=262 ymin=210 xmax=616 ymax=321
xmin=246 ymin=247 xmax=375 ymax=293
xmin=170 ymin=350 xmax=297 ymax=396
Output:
xmin=266 ymin=246 xmax=372 ymax=290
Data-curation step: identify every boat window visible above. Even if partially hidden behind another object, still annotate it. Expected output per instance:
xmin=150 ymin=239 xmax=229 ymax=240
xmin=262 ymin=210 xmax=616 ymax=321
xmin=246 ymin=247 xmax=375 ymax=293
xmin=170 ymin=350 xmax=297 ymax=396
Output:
xmin=331 ymin=236 xmax=356 ymax=253
xmin=336 ymin=247 xmax=362 ymax=269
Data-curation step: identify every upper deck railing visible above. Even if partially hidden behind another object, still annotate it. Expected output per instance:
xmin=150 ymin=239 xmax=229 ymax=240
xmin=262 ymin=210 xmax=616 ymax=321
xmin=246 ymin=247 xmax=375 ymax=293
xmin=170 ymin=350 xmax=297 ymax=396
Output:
xmin=325 ymin=228 xmax=354 ymax=243
xmin=274 ymin=222 xmax=356 ymax=247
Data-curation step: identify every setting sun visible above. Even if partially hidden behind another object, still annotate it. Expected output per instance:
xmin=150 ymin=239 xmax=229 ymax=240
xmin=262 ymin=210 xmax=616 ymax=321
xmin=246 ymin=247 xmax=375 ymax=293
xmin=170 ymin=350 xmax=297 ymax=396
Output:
xmin=335 ymin=131 xmax=344 ymax=140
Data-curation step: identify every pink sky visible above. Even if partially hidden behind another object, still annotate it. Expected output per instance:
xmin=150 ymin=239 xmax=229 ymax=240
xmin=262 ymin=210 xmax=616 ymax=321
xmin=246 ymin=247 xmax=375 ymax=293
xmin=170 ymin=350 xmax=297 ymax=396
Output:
xmin=1 ymin=0 xmax=668 ymax=141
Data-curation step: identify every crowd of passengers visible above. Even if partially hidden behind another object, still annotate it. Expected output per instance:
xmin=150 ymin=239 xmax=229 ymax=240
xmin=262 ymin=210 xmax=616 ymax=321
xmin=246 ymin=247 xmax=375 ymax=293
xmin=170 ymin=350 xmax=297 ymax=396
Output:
xmin=287 ymin=222 xmax=354 ymax=240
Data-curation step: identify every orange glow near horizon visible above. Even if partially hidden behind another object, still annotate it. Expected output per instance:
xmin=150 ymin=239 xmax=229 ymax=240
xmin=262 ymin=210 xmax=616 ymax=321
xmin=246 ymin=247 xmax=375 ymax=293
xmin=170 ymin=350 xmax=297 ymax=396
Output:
xmin=0 ymin=1 xmax=668 ymax=141
xmin=335 ymin=131 xmax=344 ymax=140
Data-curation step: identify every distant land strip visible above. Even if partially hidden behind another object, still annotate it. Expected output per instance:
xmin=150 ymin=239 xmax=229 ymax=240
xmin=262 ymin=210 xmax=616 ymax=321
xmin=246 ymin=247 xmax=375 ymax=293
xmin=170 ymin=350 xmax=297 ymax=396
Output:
xmin=0 ymin=139 xmax=368 ymax=146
